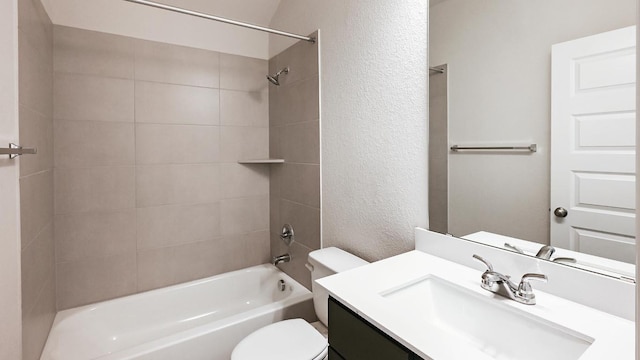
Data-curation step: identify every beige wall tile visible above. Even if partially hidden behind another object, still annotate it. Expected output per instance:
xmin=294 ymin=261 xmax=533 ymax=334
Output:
xmin=135 ymin=124 xmax=219 ymax=164
xmin=219 ymin=163 xmax=269 ymax=199
xmin=135 ymin=39 xmax=219 ymax=88
xmin=56 ymin=253 xmax=137 ymax=309
xmin=220 ymin=230 xmax=271 ymax=270
xmin=136 ymin=164 xmax=220 ymax=207
xmin=269 ymin=120 xmax=281 ymax=157
xmin=22 ymin=273 xmax=55 ymax=360
xmin=21 ymin=223 xmax=54 ymax=316
xmin=279 ymin=121 xmax=320 ymax=164
xmin=19 ymin=3 xmax=55 ymax=358
xmin=54 ymin=74 xmax=134 ymax=122
xmin=269 ymin=84 xmax=283 ymax=128
xmin=54 ymin=120 xmax=134 ymax=167
xmin=19 ymin=105 xmax=53 ymax=177
xmin=135 ymin=81 xmax=219 ymax=125
xmin=20 ymin=171 xmax=53 ymax=249
xmin=270 ymin=195 xmax=281 ymax=239
xmin=272 ymin=35 xmax=319 ymax=87
xmin=137 ymin=239 xmax=226 ymax=292
xmin=137 ymin=203 xmax=220 ymax=250
xmin=280 ymin=163 xmax=320 ymax=208
xmin=220 ymin=54 xmax=268 ymax=92
xmin=220 ymin=196 xmax=269 ymax=235
xmin=19 ymin=33 xmax=52 ymax=117
xmin=279 ymin=199 xmax=320 ymax=250
xmin=269 ymin=164 xmax=282 ymax=198
xmin=220 ymin=126 xmax=268 ymax=162
xmin=54 ymin=166 xmax=135 ymax=214
xmin=220 ymin=90 xmax=268 ymax=127
xmin=277 ymin=76 xmax=319 ymax=125
xmin=54 ymin=26 xmax=135 ymax=79
xmin=18 ymin=0 xmax=52 ymax=60
xmin=55 ymin=210 xmax=136 ymax=263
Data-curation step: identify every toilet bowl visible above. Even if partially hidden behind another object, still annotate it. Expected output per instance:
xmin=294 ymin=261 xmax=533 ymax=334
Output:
xmin=231 ymin=247 xmax=368 ymax=360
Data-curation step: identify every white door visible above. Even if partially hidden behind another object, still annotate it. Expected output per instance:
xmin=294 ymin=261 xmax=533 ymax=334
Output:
xmin=0 ymin=0 xmax=22 ymax=358
xmin=550 ymin=26 xmax=636 ymax=263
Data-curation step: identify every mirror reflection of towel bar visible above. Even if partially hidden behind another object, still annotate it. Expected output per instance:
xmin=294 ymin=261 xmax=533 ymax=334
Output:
xmin=450 ymin=144 xmax=537 ymax=152
xmin=0 ymin=143 xmax=38 ymax=159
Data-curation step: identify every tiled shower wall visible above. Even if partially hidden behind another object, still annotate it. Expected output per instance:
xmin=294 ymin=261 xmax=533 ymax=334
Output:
xmin=269 ymin=34 xmax=320 ymax=290
xmin=53 ymin=26 xmax=271 ymax=309
xmin=18 ymin=0 xmax=56 ymax=359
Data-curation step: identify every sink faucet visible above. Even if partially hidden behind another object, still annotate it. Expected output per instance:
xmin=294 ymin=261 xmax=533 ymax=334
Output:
xmin=536 ymin=245 xmax=577 ymax=264
xmin=272 ymin=253 xmax=291 ymax=266
xmin=472 ymin=254 xmax=547 ymax=305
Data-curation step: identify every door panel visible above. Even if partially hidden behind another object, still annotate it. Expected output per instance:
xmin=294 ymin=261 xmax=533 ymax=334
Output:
xmin=551 ymin=26 xmax=636 ymax=262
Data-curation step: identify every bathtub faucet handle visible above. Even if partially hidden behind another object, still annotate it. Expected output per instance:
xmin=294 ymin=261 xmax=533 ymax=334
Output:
xmin=280 ymin=224 xmax=295 ymax=246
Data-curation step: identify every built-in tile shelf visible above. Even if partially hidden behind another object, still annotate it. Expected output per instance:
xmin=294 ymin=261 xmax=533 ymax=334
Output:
xmin=237 ymin=159 xmax=285 ymax=164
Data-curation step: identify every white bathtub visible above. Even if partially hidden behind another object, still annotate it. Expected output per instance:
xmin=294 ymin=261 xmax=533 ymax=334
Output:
xmin=41 ymin=264 xmax=313 ymax=360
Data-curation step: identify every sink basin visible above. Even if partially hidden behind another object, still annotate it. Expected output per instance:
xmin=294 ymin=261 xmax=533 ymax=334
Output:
xmin=381 ymin=276 xmax=594 ymax=360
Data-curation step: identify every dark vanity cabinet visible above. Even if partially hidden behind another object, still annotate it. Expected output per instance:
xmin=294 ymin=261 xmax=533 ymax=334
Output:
xmin=328 ymin=297 xmax=424 ymax=360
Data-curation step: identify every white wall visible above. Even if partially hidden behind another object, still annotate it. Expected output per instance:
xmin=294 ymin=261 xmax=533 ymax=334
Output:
xmin=431 ymin=0 xmax=636 ymax=244
xmin=0 ymin=0 xmax=22 ymax=358
xmin=269 ymin=0 xmax=429 ymax=261
xmin=636 ymin=4 xmax=639 ymax=358
xmin=39 ymin=0 xmax=280 ymax=59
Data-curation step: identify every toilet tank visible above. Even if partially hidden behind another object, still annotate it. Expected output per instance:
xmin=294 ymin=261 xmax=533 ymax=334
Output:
xmin=307 ymin=247 xmax=369 ymax=326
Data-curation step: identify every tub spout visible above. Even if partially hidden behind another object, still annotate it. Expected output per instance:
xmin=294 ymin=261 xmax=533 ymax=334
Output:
xmin=272 ymin=253 xmax=291 ymax=266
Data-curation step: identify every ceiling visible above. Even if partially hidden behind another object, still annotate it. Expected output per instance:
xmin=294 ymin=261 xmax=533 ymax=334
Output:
xmin=39 ymin=0 xmax=284 ymax=59
xmin=157 ymin=0 xmax=282 ymax=26
xmin=42 ymin=0 xmax=282 ymax=27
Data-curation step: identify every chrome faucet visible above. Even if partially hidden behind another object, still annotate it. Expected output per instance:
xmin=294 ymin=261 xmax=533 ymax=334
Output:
xmin=472 ymin=254 xmax=547 ymax=305
xmin=536 ymin=245 xmax=576 ymax=264
xmin=504 ymin=243 xmax=576 ymax=264
xmin=272 ymin=253 xmax=291 ymax=266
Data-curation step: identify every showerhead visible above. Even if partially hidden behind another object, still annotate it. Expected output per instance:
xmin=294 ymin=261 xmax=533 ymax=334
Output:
xmin=267 ymin=67 xmax=289 ymax=86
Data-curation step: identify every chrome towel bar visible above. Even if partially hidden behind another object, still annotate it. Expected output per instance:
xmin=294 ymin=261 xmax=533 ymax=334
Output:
xmin=450 ymin=144 xmax=537 ymax=152
xmin=1 ymin=143 xmax=38 ymax=159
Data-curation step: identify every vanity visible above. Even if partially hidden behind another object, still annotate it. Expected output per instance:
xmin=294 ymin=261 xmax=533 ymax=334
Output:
xmin=317 ymin=230 xmax=635 ymax=360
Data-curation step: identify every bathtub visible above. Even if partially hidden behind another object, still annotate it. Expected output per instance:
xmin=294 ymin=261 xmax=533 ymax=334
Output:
xmin=40 ymin=264 xmax=314 ymax=360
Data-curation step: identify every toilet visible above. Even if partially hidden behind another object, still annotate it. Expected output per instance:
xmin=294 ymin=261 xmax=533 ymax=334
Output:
xmin=231 ymin=247 xmax=369 ymax=360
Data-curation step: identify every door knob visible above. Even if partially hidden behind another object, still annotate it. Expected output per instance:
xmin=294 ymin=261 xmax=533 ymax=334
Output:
xmin=554 ymin=207 xmax=568 ymax=218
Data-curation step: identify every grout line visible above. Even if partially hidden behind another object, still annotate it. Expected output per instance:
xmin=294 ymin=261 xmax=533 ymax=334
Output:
xmin=133 ymin=56 xmax=140 ymax=293
xmin=136 ymin=229 xmax=270 ymax=253
xmin=19 ymin=168 xmax=51 ymax=180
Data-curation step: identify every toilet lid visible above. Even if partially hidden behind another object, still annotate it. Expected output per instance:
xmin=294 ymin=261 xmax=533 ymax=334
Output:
xmin=231 ymin=319 xmax=328 ymax=360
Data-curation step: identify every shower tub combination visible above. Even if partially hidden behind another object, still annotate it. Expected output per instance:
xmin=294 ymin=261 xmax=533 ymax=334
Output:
xmin=40 ymin=265 xmax=313 ymax=360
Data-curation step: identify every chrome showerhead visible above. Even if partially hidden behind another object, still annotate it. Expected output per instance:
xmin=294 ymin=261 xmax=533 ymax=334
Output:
xmin=267 ymin=67 xmax=289 ymax=86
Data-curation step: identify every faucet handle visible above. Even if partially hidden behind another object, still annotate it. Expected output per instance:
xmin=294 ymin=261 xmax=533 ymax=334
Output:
xmin=472 ymin=254 xmax=493 ymax=272
xmin=517 ymin=273 xmax=548 ymax=303
xmin=521 ymin=273 xmax=548 ymax=283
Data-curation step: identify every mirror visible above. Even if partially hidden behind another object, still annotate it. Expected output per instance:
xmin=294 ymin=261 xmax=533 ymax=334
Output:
xmin=428 ymin=0 xmax=637 ymax=279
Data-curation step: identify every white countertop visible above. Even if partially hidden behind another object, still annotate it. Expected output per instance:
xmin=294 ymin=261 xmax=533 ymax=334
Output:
xmin=317 ymin=250 xmax=634 ymax=360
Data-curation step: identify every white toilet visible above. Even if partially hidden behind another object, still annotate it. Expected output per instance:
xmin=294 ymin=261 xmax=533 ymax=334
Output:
xmin=231 ymin=247 xmax=369 ymax=360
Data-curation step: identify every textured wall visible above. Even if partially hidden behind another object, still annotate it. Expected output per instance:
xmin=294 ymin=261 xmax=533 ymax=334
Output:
xmin=0 ymin=1 xmax=23 ymax=359
xmin=18 ymin=0 xmax=56 ymax=359
xmin=430 ymin=0 xmax=636 ymax=244
xmin=269 ymin=34 xmax=320 ymax=290
xmin=269 ymin=0 xmax=429 ymax=261
xmin=53 ymin=26 xmax=271 ymax=309
xmin=636 ymin=9 xmax=639 ymax=356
